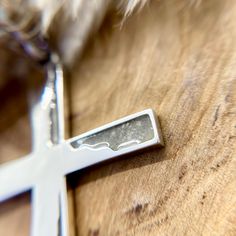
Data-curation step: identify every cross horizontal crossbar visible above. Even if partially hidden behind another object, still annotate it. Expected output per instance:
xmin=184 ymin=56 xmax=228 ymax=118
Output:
xmin=0 ymin=109 xmax=162 ymax=199
xmin=0 ymin=56 xmax=163 ymax=236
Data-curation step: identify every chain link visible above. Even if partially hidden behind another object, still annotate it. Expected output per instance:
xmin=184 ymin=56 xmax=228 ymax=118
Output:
xmin=0 ymin=1 xmax=50 ymax=64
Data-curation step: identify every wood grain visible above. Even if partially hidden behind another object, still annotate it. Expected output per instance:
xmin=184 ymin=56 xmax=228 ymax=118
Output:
xmin=0 ymin=0 xmax=236 ymax=235
xmin=68 ymin=0 xmax=236 ymax=235
xmin=0 ymin=77 xmax=31 ymax=235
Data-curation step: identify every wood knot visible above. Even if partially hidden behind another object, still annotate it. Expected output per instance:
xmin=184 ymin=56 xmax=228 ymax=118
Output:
xmin=133 ymin=203 xmax=148 ymax=215
xmin=88 ymin=228 xmax=99 ymax=236
xmin=127 ymin=203 xmax=149 ymax=217
xmin=200 ymin=192 xmax=207 ymax=205
xmin=179 ymin=164 xmax=188 ymax=180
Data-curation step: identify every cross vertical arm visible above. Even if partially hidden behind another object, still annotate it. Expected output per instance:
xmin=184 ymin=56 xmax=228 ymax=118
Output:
xmin=59 ymin=177 xmax=70 ymax=236
xmin=31 ymin=180 xmax=61 ymax=236
xmin=29 ymin=54 xmax=65 ymax=151
xmin=29 ymin=54 xmax=69 ymax=236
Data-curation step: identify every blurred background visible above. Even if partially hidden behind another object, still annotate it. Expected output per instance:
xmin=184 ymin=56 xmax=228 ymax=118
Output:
xmin=0 ymin=0 xmax=236 ymax=235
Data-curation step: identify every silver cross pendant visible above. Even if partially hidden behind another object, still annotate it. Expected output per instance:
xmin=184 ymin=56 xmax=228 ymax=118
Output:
xmin=0 ymin=54 xmax=163 ymax=236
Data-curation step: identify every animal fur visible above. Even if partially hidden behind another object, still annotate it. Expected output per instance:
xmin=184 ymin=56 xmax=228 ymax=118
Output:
xmin=30 ymin=0 xmax=148 ymax=65
xmin=0 ymin=0 xmax=151 ymax=93
xmin=0 ymin=0 xmax=201 ymax=72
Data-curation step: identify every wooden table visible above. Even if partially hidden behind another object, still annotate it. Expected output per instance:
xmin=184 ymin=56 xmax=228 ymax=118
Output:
xmin=0 ymin=0 xmax=235 ymax=235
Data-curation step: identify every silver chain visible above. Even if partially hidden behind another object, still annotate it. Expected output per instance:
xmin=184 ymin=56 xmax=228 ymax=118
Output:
xmin=0 ymin=1 xmax=50 ymax=64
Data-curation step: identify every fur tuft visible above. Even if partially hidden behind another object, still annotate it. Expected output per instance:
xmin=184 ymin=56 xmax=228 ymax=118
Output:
xmin=27 ymin=0 xmax=148 ymax=65
xmin=30 ymin=0 xmax=148 ymax=32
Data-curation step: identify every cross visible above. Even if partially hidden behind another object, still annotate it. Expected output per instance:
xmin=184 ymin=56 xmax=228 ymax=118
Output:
xmin=0 ymin=55 xmax=163 ymax=236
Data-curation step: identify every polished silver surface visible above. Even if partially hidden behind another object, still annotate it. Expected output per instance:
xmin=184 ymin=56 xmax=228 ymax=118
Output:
xmin=0 ymin=4 xmax=165 ymax=236
xmin=70 ymin=114 xmax=155 ymax=151
xmin=0 ymin=56 xmax=163 ymax=236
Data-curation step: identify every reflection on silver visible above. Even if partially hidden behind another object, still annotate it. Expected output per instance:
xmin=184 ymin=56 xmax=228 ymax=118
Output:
xmin=0 ymin=57 xmax=163 ymax=236
xmin=47 ymin=57 xmax=64 ymax=145
xmin=71 ymin=114 xmax=154 ymax=151
xmin=0 ymin=6 xmax=164 ymax=236
xmin=117 ymin=140 xmax=140 ymax=150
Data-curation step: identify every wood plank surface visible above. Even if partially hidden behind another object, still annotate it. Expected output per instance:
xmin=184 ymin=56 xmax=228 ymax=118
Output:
xmin=0 ymin=0 xmax=236 ymax=235
xmin=68 ymin=0 xmax=236 ymax=235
